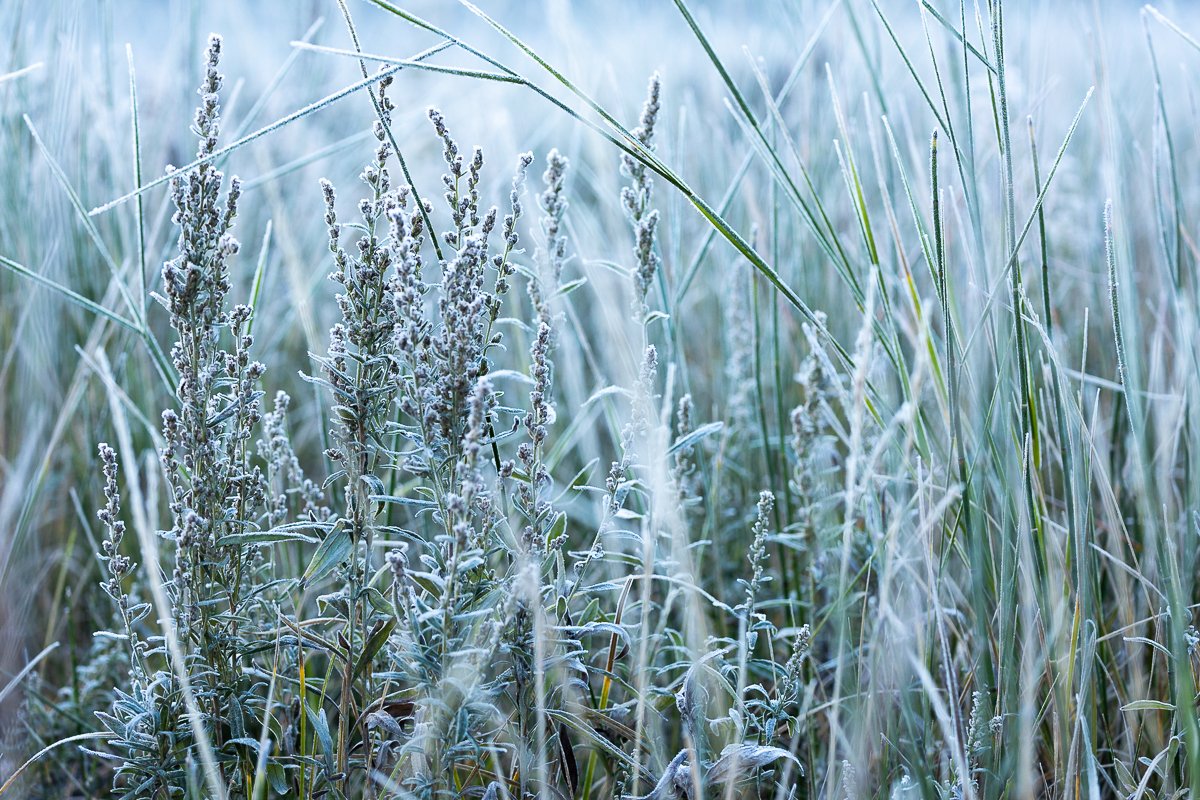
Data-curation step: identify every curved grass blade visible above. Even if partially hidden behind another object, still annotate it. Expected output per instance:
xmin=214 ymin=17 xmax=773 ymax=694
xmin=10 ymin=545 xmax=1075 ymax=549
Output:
xmin=0 ymin=254 xmax=139 ymax=333
xmin=87 ymin=43 xmax=447 ymax=217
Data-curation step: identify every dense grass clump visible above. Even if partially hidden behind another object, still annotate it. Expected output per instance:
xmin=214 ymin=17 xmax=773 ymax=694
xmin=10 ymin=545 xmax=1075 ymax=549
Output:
xmin=7 ymin=1 xmax=1200 ymax=798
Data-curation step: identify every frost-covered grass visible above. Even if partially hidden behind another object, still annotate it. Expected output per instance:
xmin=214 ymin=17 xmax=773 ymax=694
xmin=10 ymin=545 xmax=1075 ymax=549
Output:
xmin=4 ymin=0 xmax=1200 ymax=797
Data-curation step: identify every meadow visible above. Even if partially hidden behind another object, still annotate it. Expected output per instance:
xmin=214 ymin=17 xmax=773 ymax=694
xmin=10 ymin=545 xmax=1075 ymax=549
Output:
xmin=2 ymin=0 xmax=1200 ymax=797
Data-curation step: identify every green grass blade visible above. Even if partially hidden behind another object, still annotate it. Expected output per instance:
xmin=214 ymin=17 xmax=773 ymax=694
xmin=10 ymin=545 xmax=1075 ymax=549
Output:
xmin=0 ymin=253 xmax=140 ymax=333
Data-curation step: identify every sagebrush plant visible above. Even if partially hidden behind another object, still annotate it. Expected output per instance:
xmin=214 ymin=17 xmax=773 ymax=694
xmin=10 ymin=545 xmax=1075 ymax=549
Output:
xmin=8 ymin=2 xmax=1200 ymax=800
xmin=14 ymin=32 xmax=805 ymax=799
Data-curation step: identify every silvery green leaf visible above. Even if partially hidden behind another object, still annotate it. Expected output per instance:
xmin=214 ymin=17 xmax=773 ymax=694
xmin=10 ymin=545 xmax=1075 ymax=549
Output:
xmin=369 ymin=493 xmax=435 ymax=509
xmin=360 ymin=473 xmax=386 ymax=497
xmin=706 ymin=743 xmax=796 ymax=784
xmin=625 ymin=750 xmax=689 ymax=800
xmin=555 ymin=276 xmax=588 ymax=296
xmin=304 ymin=704 xmax=335 ymax=777
xmin=668 ymin=421 xmax=724 ymax=455
xmin=302 ymin=521 xmax=352 ymax=585
xmin=216 ymin=528 xmax=319 ymax=546
xmin=366 ymin=710 xmax=405 ymax=739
